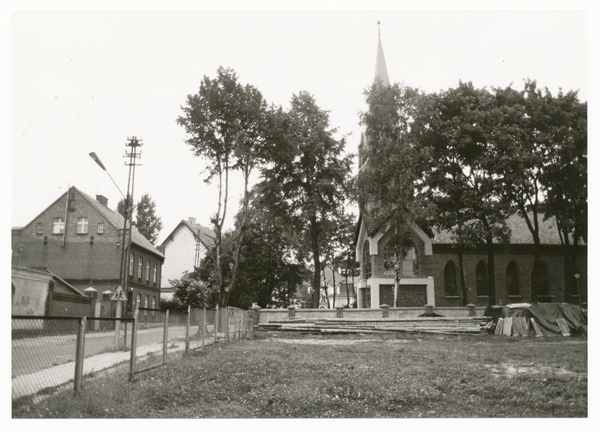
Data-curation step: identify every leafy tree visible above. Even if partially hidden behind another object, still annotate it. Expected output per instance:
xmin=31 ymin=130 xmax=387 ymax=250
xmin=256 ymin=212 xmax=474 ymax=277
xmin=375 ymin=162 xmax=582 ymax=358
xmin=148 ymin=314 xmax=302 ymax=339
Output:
xmin=492 ymin=81 xmax=587 ymax=302
xmin=177 ymin=67 xmax=268 ymax=307
xmin=258 ymin=91 xmax=353 ymax=308
xmin=171 ymin=269 xmax=219 ymax=309
xmin=135 ymin=193 xmax=163 ymax=244
xmin=117 ymin=195 xmax=134 ymax=220
xmin=357 ymin=82 xmax=433 ymax=306
xmin=117 ymin=193 xmax=163 ymax=244
xmin=420 ymin=82 xmax=512 ymax=305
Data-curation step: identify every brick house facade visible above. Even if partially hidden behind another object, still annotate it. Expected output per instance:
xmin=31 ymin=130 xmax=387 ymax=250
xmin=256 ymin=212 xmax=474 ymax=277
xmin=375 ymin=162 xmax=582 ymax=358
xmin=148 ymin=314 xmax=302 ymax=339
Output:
xmin=11 ymin=186 xmax=164 ymax=316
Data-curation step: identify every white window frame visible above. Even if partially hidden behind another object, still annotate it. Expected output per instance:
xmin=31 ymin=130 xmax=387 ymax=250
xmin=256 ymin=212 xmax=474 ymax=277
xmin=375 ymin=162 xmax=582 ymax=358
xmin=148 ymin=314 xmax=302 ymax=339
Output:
xmin=129 ymin=254 xmax=134 ymax=276
xmin=52 ymin=218 xmax=65 ymax=234
xmin=146 ymin=261 xmax=150 ymax=281
xmin=153 ymin=264 xmax=157 ymax=283
xmin=138 ymin=257 xmax=143 ymax=279
xmin=76 ymin=217 xmax=89 ymax=234
xmin=36 ymin=222 xmax=44 ymax=234
xmin=97 ymin=222 xmax=104 ymax=234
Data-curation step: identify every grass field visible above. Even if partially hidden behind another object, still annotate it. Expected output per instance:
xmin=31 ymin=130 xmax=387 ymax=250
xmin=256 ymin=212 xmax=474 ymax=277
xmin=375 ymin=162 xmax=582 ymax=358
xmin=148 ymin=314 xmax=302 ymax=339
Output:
xmin=13 ymin=331 xmax=587 ymax=418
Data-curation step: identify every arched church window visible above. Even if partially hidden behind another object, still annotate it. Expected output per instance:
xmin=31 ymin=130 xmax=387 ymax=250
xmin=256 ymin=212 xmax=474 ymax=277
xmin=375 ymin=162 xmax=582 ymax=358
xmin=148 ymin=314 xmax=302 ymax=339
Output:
xmin=506 ymin=261 xmax=519 ymax=296
xmin=476 ymin=261 xmax=489 ymax=296
xmin=444 ymin=261 xmax=458 ymax=296
xmin=362 ymin=241 xmax=371 ymax=280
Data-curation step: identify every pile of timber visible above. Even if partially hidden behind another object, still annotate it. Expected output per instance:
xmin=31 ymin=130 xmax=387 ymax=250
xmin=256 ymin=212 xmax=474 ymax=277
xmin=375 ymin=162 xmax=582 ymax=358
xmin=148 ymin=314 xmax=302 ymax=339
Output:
xmin=258 ymin=316 xmax=492 ymax=335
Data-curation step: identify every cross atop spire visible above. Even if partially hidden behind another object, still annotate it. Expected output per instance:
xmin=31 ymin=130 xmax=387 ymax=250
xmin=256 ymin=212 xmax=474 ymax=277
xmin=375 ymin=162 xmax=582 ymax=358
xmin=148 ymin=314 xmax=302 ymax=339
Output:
xmin=374 ymin=21 xmax=390 ymax=86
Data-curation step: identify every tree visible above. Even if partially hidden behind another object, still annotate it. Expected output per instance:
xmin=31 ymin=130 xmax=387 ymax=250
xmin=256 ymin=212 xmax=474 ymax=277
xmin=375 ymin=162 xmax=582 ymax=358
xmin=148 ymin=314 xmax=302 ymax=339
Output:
xmin=493 ymin=81 xmax=587 ymax=302
xmin=258 ymin=91 xmax=353 ymax=308
xmin=357 ymin=82 xmax=432 ymax=306
xmin=177 ymin=67 xmax=268 ymax=307
xmin=117 ymin=193 xmax=163 ymax=244
xmin=419 ymin=82 xmax=512 ymax=306
xmin=135 ymin=193 xmax=163 ymax=244
xmin=171 ymin=269 xmax=219 ymax=309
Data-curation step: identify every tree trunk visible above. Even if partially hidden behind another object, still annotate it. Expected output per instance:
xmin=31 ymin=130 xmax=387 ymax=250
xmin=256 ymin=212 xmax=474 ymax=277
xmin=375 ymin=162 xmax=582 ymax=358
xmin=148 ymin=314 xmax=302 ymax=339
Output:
xmin=310 ymin=214 xmax=321 ymax=308
xmin=458 ymin=245 xmax=468 ymax=306
xmin=481 ymin=216 xmax=496 ymax=306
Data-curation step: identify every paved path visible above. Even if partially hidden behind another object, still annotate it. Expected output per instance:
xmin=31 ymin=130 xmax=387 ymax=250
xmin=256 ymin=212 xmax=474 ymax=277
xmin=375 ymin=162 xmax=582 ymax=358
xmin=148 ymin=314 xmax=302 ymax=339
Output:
xmin=12 ymin=326 xmax=221 ymax=400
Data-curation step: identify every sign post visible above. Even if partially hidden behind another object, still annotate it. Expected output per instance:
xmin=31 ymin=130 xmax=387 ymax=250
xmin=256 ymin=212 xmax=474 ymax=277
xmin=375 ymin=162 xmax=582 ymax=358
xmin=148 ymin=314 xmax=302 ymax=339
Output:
xmin=111 ymin=286 xmax=127 ymax=349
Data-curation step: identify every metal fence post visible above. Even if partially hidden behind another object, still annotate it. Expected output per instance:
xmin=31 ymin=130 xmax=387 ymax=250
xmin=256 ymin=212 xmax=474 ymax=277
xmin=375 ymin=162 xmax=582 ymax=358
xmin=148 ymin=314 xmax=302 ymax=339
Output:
xmin=185 ymin=305 xmax=191 ymax=354
xmin=215 ymin=306 xmax=219 ymax=343
xmin=202 ymin=307 xmax=206 ymax=348
xmin=74 ymin=316 xmax=87 ymax=395
xmin=163 ymin=309 xmax=169 ymax=366
xmin=129 ymin=309 xmax=138 ymax=381
xmin=226 ymin=307 xmax=230 ymax=342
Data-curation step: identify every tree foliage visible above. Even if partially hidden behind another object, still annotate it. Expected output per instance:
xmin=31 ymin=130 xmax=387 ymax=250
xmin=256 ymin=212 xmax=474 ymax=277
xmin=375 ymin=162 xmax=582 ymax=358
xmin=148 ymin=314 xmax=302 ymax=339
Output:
xmin=177 ymin=67 xmax=268 ymax=307
xmin=258 ymin=91 xmax=353 ymax=308
xmin=117 ymin=193 xmax=162 ymax=244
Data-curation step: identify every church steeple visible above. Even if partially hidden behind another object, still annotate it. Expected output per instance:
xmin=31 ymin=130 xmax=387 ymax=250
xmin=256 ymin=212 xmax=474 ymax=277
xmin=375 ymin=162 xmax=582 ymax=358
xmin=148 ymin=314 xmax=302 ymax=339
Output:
xmin=374 ymin=21 xmax=390 ymax=86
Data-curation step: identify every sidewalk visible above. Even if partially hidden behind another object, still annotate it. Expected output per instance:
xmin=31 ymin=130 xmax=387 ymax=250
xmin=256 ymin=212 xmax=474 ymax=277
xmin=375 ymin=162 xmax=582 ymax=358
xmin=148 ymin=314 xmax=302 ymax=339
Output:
xmin=12 ymin=331 xmax=220 ymax=400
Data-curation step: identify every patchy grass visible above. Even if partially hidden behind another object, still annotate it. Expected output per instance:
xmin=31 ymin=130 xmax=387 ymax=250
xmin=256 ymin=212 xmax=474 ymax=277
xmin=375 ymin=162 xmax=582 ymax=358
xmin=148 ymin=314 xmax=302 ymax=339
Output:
xmin=13 ymin=332 xmax=587 ymax=418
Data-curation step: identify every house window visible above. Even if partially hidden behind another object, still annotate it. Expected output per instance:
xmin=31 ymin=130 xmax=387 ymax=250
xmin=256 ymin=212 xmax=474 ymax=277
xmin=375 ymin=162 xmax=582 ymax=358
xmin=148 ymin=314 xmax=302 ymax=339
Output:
xmin=444 ymin=261 xmax=458 ymax=296
xmin=145 ymin=295 xmax=149 ymax=309
xmin=76 ymin=217 xmax=89 ymax=234
xmin=146 ymin=261 xmax=150 ymax=281
xmin=138 ymin=257 xmax=143 ymax=279
xmin=129 ymin=254 xmax=134 ymax=276
xmin=97 ymin=222 xmax=104 ymax=234
xmin=36 ymin=222 xmax=44 ymax=234
xmin=151 ymin=296 xmax=156 ymax=310
xmin=153 ymin=263 xmax=157 ymax=283
xmin=52 ymin=218 xmax=65 ymax=234
xmin=136 ymin=293 xmax=141 ymax=309
xmin=506 ymin=261 xmax=519 ymax=296
xmin=476 ymin=261 xmax=489 ymax=296
xmin=362 ymin=241 xmax=371 ymax=280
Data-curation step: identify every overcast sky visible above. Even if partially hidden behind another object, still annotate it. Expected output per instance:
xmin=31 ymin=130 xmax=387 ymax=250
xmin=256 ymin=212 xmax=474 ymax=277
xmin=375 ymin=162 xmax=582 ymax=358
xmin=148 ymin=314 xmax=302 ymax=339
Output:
xmin=7 ymin=2 xmax=593 ymax=246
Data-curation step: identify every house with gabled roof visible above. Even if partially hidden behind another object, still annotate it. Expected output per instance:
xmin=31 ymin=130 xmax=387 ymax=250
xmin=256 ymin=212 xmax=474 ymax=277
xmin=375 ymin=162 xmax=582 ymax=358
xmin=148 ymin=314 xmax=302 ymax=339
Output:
xmin=11 ymin=186 xmax=164 ymax=316
xmin=159 ymin=217 xmax=215 ymax=299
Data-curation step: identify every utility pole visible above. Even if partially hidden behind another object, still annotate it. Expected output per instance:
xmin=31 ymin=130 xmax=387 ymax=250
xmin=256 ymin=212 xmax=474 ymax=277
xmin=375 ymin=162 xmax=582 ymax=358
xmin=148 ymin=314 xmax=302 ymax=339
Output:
xmin=121 ymin=136 xmax=143 ymax=307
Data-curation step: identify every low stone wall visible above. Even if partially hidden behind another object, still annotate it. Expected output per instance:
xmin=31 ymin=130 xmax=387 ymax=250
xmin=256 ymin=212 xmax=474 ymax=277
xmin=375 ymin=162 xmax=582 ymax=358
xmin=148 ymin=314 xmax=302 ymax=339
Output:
xmin=254 ymin=304 xmax=487 ymax=324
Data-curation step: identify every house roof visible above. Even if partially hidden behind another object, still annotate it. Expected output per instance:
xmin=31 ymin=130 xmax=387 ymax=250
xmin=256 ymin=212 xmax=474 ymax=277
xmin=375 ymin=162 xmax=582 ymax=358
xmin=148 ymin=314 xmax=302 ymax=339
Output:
xmin=77 ymin=187 xmax=164 ymax=258
xmin=161 ymin=219 xmax=215 ymax=248
xmin=14 ymin=186 xmax=164 ymax=259
xmin=12 ymin=266 xmax=86 ymax=296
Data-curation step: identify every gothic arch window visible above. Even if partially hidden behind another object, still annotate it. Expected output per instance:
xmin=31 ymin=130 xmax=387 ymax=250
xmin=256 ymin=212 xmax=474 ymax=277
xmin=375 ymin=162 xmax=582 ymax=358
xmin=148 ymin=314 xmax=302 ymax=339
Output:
xmin=362 ymin=241 xmax=371 ymax=280
xmin=476 ymin=261 xmax=489 ymax=296
xmin=444 ymin=261 xmax=458 ymax=296
xmin=532 ymin=262 xmax=549 ymax=296
xmin=506 ymin=261 xmax=519 ymax=296
xmin=383 ymin=238 xmax=419 ymax=277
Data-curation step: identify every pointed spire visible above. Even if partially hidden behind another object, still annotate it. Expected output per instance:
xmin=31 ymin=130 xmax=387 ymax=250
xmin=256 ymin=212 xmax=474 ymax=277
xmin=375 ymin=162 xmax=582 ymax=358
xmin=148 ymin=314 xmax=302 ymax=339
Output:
xmin=374 ymin=21 xmax=390 ymax=86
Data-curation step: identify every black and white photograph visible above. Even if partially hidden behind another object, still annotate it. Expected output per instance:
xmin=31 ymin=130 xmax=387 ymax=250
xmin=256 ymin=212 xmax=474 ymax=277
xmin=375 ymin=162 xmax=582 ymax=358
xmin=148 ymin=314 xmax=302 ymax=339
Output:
xmin=7 ymin=1 xmax=591 ymax=423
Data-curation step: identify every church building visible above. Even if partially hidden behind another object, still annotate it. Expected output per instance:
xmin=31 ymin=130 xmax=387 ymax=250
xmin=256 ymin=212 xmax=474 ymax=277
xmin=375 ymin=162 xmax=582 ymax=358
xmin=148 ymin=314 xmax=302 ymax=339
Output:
xmin=354 ymin=25 xmax=587 ymax=309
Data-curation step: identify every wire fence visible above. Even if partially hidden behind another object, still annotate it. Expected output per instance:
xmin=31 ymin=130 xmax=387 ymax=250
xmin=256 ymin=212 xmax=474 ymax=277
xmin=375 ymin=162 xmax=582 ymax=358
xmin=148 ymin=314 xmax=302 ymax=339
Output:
xmin=12 ymin=306 xmax=254 ymax=413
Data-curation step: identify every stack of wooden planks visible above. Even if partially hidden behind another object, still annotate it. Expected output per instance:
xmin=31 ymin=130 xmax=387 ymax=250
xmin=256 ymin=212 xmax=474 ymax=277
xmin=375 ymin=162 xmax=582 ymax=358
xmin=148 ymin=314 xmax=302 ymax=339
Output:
xmin=257 ymin=316 xmax=492 ymax=335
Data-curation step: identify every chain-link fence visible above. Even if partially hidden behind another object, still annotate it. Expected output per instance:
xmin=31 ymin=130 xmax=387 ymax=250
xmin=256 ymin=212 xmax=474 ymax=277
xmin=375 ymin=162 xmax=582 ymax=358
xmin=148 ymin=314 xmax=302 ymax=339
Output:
xmin=12 ymin=306 xmax=255 ymax=412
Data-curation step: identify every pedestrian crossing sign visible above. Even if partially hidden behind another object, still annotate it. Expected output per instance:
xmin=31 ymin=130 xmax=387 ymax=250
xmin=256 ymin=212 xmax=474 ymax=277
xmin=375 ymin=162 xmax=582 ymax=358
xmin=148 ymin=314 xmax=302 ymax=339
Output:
xmin=111 ymin=286 xmax=127 ymax=301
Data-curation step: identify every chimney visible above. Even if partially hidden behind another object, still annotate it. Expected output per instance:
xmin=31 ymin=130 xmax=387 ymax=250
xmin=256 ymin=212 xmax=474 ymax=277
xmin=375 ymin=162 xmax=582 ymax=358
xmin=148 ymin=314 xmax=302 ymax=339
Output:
xmin=188 ymin=217 xmax=196 ymax=225
xmin=96 ymin=195 xmax=108 ymax=207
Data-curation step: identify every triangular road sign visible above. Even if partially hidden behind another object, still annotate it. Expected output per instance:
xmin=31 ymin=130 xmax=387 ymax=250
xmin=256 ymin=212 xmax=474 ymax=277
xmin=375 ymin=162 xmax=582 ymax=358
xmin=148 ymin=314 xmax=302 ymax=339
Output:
xmin=111 ymin=285 xmax=127 ymax=301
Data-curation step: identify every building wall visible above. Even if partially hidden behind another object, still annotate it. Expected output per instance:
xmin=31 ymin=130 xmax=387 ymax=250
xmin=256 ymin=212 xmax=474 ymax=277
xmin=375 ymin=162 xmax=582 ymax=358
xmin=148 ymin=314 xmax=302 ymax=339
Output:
xmin=357 ymin=223 xmax=588 ymax=308
xmin=126 ymin=245 xmax=162 ymax=312
xmin=11 ymin=269 xmax=51 ymax=316
xmin=161 ymin=226 xmax=204 ymax=289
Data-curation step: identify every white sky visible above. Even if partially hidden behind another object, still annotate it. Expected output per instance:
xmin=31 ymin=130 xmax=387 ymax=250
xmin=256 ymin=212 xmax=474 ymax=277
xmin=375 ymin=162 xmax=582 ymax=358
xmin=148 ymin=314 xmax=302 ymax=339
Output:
xmin=5 ymin=1 xmax=594 ymax=246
